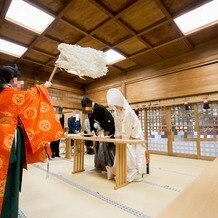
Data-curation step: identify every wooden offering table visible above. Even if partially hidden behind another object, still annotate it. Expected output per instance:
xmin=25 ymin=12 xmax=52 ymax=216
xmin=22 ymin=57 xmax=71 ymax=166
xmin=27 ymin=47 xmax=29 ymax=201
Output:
xmin=67 ymin=135 xmax=148 ymax=190
xmin=65 ymin=133 xmax=82 ymax=159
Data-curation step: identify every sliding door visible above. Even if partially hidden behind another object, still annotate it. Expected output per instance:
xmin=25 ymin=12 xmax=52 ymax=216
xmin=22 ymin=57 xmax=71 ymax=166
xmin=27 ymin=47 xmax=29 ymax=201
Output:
xmin=147 ymin=107 xmax=168 ymax=154
xmin=170 ymin=105 xmax=197 ymax=158
xmin=145 ymin=102 xmax=218 ymax=159
xmin=198 ymin=102 xmax=218 ymax=159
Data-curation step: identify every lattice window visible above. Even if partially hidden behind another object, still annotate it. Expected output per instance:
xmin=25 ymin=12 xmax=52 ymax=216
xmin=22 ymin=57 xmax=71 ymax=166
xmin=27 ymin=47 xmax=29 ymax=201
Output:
xmin=147 ymin=107 xmax=167 ymax=152
xmin=198 ymin=102 xmax=218 ymax=139
xmin=171 ymin=105 xmax=197 ymax=155
xmin=137 ymin=108 xmax=145 ymax=133
xmin=198 ymin=102 xmax=218 ymax=157
xmin=171 ymin=105 xmax=196 ymax=139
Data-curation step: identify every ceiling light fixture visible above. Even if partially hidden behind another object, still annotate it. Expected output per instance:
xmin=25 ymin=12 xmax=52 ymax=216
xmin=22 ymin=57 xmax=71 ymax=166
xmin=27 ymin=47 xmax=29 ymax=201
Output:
xmin=105 ymin=49 xmax=126 ymax=65
xmin=5 ymin=0 xmax=55 ymax=34
xmin=0 ymin=38 xmax=27 ymax=57
xmin=174 ymin=0 xmax=218 ymax=35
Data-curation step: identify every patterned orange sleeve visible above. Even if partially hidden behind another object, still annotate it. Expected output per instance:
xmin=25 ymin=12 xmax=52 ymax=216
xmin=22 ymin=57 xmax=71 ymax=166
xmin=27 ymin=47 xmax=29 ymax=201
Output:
xmin=18 ymin=84 xmax=64 ymax=163
xmin=0 ymin=84 xmax=64 ymax=213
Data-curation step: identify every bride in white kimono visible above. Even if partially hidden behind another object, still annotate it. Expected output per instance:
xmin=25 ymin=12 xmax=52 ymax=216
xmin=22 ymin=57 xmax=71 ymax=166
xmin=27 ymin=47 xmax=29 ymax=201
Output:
xmin=106 ymin=88 xmax=146 ymax=182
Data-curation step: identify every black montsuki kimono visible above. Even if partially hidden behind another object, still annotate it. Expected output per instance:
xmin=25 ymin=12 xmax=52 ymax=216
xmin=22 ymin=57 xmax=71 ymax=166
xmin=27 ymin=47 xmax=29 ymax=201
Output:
xmin=92 ymin=103 xmax=115 ymax=135
xmin=88 ymin=103 xmax=115 ymax=170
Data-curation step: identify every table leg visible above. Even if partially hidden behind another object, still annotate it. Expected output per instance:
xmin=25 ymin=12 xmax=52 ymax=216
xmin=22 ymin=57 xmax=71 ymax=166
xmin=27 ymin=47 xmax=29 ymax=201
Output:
xmin=72 ymin=139 xmax=85 ymax=173
xmin=114 ymin=143 xmax=128 ymax=189
xmin=65 ymin=137 xmax=72 ymax=159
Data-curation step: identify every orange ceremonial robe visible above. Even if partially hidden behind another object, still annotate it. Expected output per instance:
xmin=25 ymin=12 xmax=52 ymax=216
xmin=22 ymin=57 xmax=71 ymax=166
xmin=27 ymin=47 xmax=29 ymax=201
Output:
xmin=0 ymin=84 xmax=64 ymax=213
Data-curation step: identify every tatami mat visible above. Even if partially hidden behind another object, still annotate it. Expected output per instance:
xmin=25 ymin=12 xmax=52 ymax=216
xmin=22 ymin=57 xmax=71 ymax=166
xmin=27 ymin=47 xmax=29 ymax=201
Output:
xmin=19 ymin=154 xmax=211 ymax=218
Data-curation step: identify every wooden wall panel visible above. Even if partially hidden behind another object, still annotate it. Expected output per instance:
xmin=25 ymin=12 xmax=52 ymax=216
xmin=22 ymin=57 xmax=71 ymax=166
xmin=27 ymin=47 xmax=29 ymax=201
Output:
xmin=22 ymin=69 xmax=85 ymax=109
xmin=88 ymin=89 xmax=108 ymax=105
xmin=126 ymin=63 xmax=218 ymax=103
xmin=87 ymin=73 xmax=123 ymax=93
xmin=52 ymin=99 xmax=81 ymax=109
xmin=126 ymin=39 xmax=218 ymax=83
xmin=85 ymin=39 xmax=218 ymax=105
xmin=88 ymin=86 xmax=122 ymax=105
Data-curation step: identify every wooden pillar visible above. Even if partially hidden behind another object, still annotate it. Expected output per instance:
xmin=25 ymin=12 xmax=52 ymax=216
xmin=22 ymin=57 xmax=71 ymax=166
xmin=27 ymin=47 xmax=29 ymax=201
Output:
xmin=166 ymin=107 xmax=173 ymax=155
xmin=194 ymin=104 xmax=201 ymax=159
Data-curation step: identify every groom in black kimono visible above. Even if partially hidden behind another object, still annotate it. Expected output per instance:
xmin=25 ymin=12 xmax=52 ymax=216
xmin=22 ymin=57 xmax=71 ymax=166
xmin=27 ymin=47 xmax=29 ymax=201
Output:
xmin=81 ymin=97 xmax=115 ymax=136
xmin=81 ymin=97 xmax=115 ymax=169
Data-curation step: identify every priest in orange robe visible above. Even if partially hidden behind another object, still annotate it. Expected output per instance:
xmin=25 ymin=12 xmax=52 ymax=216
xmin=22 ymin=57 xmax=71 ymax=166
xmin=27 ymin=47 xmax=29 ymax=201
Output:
xmin=0 ymin=65 xmax=64 ymax=217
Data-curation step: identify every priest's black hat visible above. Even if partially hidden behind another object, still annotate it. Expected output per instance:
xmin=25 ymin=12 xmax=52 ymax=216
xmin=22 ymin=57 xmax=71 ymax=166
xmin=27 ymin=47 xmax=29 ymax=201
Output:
xmin=0 ymin=65 xmax=21 ymax=84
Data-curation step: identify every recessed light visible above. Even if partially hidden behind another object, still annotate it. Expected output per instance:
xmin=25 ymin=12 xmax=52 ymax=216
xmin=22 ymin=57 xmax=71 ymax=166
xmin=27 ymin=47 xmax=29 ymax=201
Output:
xmin=5 ymin=0 xmax=55 ymax=34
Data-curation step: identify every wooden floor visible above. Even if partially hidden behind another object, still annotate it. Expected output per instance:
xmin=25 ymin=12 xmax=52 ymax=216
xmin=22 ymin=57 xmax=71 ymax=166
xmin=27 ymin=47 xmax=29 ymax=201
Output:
xmin=19 ymin=154 xmax=211 ymax=218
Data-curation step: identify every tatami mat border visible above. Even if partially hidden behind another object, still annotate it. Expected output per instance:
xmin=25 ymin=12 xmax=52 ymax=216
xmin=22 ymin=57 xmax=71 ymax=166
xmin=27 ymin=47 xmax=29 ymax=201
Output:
xmin=18 ymin=209 xmax=26 ymax=218
xmin=33 ymin=164 xmax=151 ymax=218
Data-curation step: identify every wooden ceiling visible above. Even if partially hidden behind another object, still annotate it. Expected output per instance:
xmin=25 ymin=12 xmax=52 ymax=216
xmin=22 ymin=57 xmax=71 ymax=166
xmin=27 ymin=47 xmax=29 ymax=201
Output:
xmin=0 ymin=0 xmax=217 ymax=86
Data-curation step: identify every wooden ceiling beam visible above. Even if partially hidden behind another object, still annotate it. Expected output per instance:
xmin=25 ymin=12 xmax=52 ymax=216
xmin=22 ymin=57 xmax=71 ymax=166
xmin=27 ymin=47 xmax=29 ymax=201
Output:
xmin=76 ymin=0 xmax=154 ymax=52
xmin=115 ymin=0 xmax=144 ymax=19
xmin=153 ymin=0 xmax=193 ymax=49
xmin=89 ymin=0 xmax=192 ymax=54
xmin=111 ymin=0 xmax=193 ymax=55
xmin=21 ymin=58 xmax=46 ymax=66
xmin=114 ymin=19 xmax=152 ymax=49
xmin=129 ymin=36 xmax=189 ymax=59
xmin=110 ymin=65 xmax=124 ymax=72
xmin=61 ymin=18 xmax=88 ymax=36
xmin=32 ymin=48 xmax=56 ymax=58
xmin=138 ymin=19 xmax=171 ymax=36
xmin=0 ymin=34 xmax=28 ymax=47
xmin=112 ymin=65 xmax=124 ymax=71
xmin=72 ymin=76 xmax=95 ymax=83
xmin=79 ymin=0 xmax=129 ymax=46
xmin=14 ymin=0 xmax=76 ymax=65
xmin=22 ymin=0 xmax=191 ymax=74
xmin=75 ymin=18 xmax=111 ymax=45
xmin=0 ymin=0 xmax=12 ymax=27
xmin=38 ymin=58 xmax=56 ymax=70
xmin=123 ymin=65 xmax=142 ymax=72
xmin=22 ymin=0 xmax=59 ymax=17
xmin=88 ymin=0 xmax=153 ymax=50
xmin=153 ymin=0 xmax=171 ymax=19
xmin=44 ymin=35 xmax=62 ymax=44
xmin=172 ymin=0 xmax=211 ymax=18
xmin=19 ymin=2 xmax=114 ymax=74
xmin=61 ymin=18 xmax=111 ymax=48
xmin=88 ymin=0 xmax=142 ymax=19
xmin=88 ymin=0 xmax=114 ymax=18
xmin=112 ymin=19 xmax=170 ymax=48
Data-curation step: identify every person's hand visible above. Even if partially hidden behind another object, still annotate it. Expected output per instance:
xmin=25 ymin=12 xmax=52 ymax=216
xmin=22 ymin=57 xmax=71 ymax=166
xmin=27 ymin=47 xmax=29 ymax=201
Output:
xmin=94 ymin=122 xmax=101 ymax=130
xmin=104 ymin=131 xmax=110 ymax=136
xmin=44 ymin=81 xmax=52 ymax=88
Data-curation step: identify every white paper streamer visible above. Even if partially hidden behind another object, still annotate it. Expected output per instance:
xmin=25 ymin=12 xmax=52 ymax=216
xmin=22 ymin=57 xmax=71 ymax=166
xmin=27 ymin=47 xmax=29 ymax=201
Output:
xmin=55 ymin=43 xmax=108 ymax=79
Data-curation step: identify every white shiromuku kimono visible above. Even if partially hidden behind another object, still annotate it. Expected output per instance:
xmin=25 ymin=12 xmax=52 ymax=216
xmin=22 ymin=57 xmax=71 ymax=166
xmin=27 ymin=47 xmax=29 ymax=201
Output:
xmin=107 ymin=88 xmax=146 ymax=182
